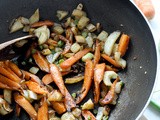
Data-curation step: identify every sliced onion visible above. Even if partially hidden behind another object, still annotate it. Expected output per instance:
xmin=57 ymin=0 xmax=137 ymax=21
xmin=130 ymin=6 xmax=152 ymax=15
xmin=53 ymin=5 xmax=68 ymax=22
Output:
xmin=3 ymin=89 xmax=12 ymax=104
xmin=29 ymin=67 xmax=39 ymax=74
xmin=103 ymin=71 xmax=118 ymax=86
xmin=27 ymin=90 xmax=38 ymax=100
xmin=9 ymin=19 xmax=24 ymax=33
xmin=81 ymin=99 xmax=94 ymax=110
xmin=29 ymin=9 xmax=39 ymax=24
xmin=97 ymin=30 xmax=108 ymax=41
xmin=46 ymin=52 xmax=61 ymax=63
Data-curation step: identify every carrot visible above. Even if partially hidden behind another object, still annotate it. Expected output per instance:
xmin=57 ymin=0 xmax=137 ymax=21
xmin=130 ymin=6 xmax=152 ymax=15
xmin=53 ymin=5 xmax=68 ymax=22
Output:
xmin=0 ymin=74 xmax=20 ymax=90
xmin=118 ymin=34 xmax=130 ymax=57
xmin=51 ymin=101 xmax=66 ymax=114
xmin=93 ymin=40 xmax=101 ymax=67
xmin=15 ymin=104 xmax=21 ymax=117
xmin=76 ymin=59 xmax=94 ymax=104
xmin=50 ymin=64 xmax=76 ymax=111
xmin=105 ymin=65 xmax=119 ymax=72
xmin=42 ymin=74 xmax=53 ymax=85
xmin=0 ymin=82 xmax=12 ymax=90
xmin=100 ymin=77 xmax=119 ymax=105
xmin=14 ymin=93 xmax=37 ymax=120
xmin=0 ymin=66 xmax=20 ymax=83
xmin=37 ymin=100 xmax=48 ymax=120
xmin=82 ymin=110 xmax=96 ymax=120
xmin=25 ymin=81 xmax=48 ymax=95
xmin=94 ymin=63 xmax=105 ymax=104
xmin=101 ymin=54 xmax=121 ymax=68
xmin=31 ymin=20 xmax=54 ymax=27
xmin=32 ymin=51 xmax=49 ymax=73
xmin=60 ymin=48 xmax=91 ymax=69
xmin=134 ymin=0 xmax=155 ymax=20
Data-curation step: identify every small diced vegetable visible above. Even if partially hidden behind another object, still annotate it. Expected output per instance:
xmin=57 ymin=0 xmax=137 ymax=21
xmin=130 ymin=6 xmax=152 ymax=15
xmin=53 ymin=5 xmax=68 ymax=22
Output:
xmin=46 ymin=52 xmax=61 ymax=63
xmin=65 ymin=75 xmax=84 ymax=84
xmin=75 ymin=35 xmax=86 ymax=43
xmin=77 ymin=16 xmax=90 ymax=30
xmin=97 ymin=31 xmax=108 ymax=41
xmin=86 ymin=24 xmax=96 ymax=32
xmin=29 ymin=9 xmax=39 ymax=24
xmin=85 ymin=35 xmax=93 ymax=48
xmin=53 ymin=26 xmax=64 ymax=35
xmin=61 ymin=112 xmax=76 ymax=120
xmin=96 ymin=107 xmax=104 ymax=120
xmin=82 ymin=53 xmax=94 ymax=62
xmin=56 ymin=10 xmax=68 ymax=21
xmin=76 ymin=3 xmax=83 ymax=10
xmin=72 ymin=9 xmax=86 ymax=18
xmin=48 ymin=90 xmax=63 ymax=102
xmin=72 ymin=108 xmax=81 ymax=118
xmin=29 ymin=67 xmax=39 ymax=74
xmin=64 ymin=53 xmax=75 ymax=58
xmin=70 ymin=43 xmax=81 ymax=53
xmin=81 ymin=99 xmax=94 ymax=110
xmin=18 ymin=17 xmax=30 ymax=25
xmin=71 ymin=27 xmax=78 ymax=35
xmin=41 ymin=49 xmax=52 ymax=55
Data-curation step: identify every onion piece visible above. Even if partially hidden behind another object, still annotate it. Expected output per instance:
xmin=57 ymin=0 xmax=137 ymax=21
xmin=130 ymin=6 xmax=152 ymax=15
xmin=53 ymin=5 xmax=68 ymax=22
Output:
xmin=85 ymin=35 xmax=93 ymax=48
xmin=29 ymin=9 xmax=39 ymax=24
xmin=96 ymin=107 xmax=104 ymax=120
xmin=97 ymin=31 xmax=108 ymax=41
xmin=48 ymin=90 xmax=63 ymax=102
xmin=86 ymin=24 xmax=96 ymax=32
xmin=72 ymin=9 xmax=86 ymax=19
xmin=3 ymin=89 xmax=12 ymax=104
xmin=0 ymin=98 xmax=13 ymax=115
xmin=53 ymin=26 xmax=64 ymax=35
xmin=72 ymin=108 xmax=81 ymax=118
xmin=103 ymin=71 xmax=118 ymax=86
xmin=46 ymin=52 xmax=61 ymax=63
xmin=75 ymin=35 xmax=86 ymax=43
xmin=29 ymin=67 xmax=39 ymax=74
xmin=65 ymin=75 xmax=84 ymax=84
xmin=81 ymin=99 xmax=94 ymax=110
xmin=9 ymin=19 xmax=24 ymax=33
xmin=56 ymin=10 xmax=68 ymax=21
xmin=18 ymin=17 xmax=30 ymax=25
xmin=27 ymin=90 xmax=38 ymax=100
xmin=82 ymin=52 xmax=94 ymax=62
xmin=61 ymin=112 xmax=76 ymax=120
xmin=70 ymin=43 xmax=81 ymax=53
xmin=77 ymin=16 xmax=90 ymax=30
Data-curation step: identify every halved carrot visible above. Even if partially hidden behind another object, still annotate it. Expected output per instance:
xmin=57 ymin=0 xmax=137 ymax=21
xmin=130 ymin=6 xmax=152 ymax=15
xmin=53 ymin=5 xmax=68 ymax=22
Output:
xmin=51 ymin=101 xmax=66 ymax=114
xmin=32 ymin=51 xmax=49 ymax=73
xmin=60 ymin=48 xmax=91 ymax=69
xmin=14 ymin=93 xmax=37 ymax=120
xmin=82 ymin=110 xmax=96 ymax=120
xmin=0 ymin=82 xmax=12 ymax=90
xmin=42 ymin=74 xmax=53 ymax=85
xmin=0 ymin=66 xmax=20 ymax=83
xmin=105 ymin=65 xmax=119 ymax=72
xmin=76 ymin=59 xmax=94 ymax=104
xmin=0 ymin=74 xmax=20 ymax=90
xmin=31 ymin=20 xmax=54 ymax=28
xmin=118 ymin=34 xmax=130 ymax=57
xmin=93 ymin=40 xmax=101 ymax=67
xmin=15 ymin=104 xmax=21 ymax=117
xmin=25 ymin=81 xmax=48 ymax=95
xmin=94 ymin=63 xmax=105 ymax=104
xmin=100 ymin=77 xmax=119 ymax=105
xmin=101 ymin=54 xmax=121 ymax=68
xmin=37 ymin=100 xmax=48 ymax=120
xmin=50 ymin=64 xmax=76 ymax=111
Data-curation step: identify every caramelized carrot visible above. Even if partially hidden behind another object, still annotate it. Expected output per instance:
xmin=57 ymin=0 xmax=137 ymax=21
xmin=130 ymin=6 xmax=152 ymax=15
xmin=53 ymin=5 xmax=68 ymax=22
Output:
xmin=37 ymin=100 xmax=48 ymax=120
xmin=15 ymin=104 xmax=21 ymax=117
xmin=0 ymin=82 xmax=12 ymax=90
xmin=76 ymin=59 xmax=94 ymax=104
xmin=14 ymin=93 xmax=37 ymax=120
xmin=60 ymin=48 xmax=91 ymax=69
xmin=31 ymin=20 xmax=54 ymax=27
xmin=82 ymin=110 xmax=96 ymax=120
xmin=32 ymin=51 xmax=49 ymax=73
xmin=51 ymin=101 xmax=66 ymax=114
xmin=100 ymin=77 xmax=119 ymax=105
xmin=118 ymin=34 xmax=130 ymax=57
xmin=0 ymin=74 xmax=20 ymax=90
xmin=101 ymin=54 xmax=121 ymax=68
xmin=93 ymin=40 xmax=101 ymax=67
xmin=25 ymin=81 xmax=48 ymax=95
xmin=50 ymin=64 xmax=76 ymax=111
xmin=94 ymin=63 xmax=105 ymax=104
xmin=105 ymin=65 xmax=119 ymax=72
xmin=42 ymin=74 xmax=53 ymax=85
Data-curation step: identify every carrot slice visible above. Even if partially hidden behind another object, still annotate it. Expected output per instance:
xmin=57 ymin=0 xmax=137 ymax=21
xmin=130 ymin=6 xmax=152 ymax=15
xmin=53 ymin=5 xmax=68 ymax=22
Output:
xmin=51 ymin=101 xmax=66 ymax=114
xmin=60 ymin=48 xmax=91 ymax=69
xmin=94 ymin=63 xmax=105 ymax=104
xmin=14 ymin=93 xmax=37 ymax=120
xmin=0 ymin=82 xmax=12 ymax=90
xmin=37 ymin=100 xmax=48 ymax=120
xmin=25 ymin=81 xmax=48 ymax=95
xmin=50 ymin=64 xmax=76 ymax=111
xmin=93 ymin=40 xmax=101 ymax=67
xmin=82 ymin=110 xmax=96 ymax=120
xmin=118 ymin=34 xmax=130 ymax=57
xmin=31 ymin=20 xmax=54 ymax=28
xmin=105 ymin=65 xmax=119 ymax=72
xmin=42 ymin=74 xmax=53 ymax=85
xmin=101 ymin=54 xmax=121 ymax=68
xmin=100 ymin=77 xmax=119 ymax=105
xmin=15 ymin=104 xmax=21 ymax=117
xmin=76 ymin=59 xmax=94 ymax=104
xmin=0 ymin=74 xmax=20 ymax=90
xmin=32 ymin=51 xmax=49 ymax=73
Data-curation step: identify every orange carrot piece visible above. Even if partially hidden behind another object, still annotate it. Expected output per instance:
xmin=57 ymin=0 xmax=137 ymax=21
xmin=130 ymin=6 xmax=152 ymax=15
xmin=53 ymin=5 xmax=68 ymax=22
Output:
xmin=42 ymin=74 xmax=53 ymax=85
xmin=51 ymin=101 xmax=66 ymax=114
xmin=118 ymin=34 xmax=130 ymax=57
xmin=82 ymin=110 xmax=96 ymax=120
xmin=0 ymin=82 xmax=12 ymax=90
xmin=101 ymin=54 xmax=121 ymax=68
xmin=93 ymin=40 xmax=101 ymax=67
xmin=100 ymin=77 xmax=119 ymax=105
xmin=61 ymin=71 xmax=72 ymax=76
xmin=50 ymin=64 xmax=76 ymax=111
xmin=14 ymin=93 xmax=37 ymax=120
xmin=105 ymin=65 xmax=119 ymax=72
xmin=0 ymin=66 xmax=20 ymax=83
xmin=76 ymin=59 xmax=94 ymax=104
xmin=16 ymin=104 xmax=21 ymax=117
xmin=32 ymin=51 xmax=49 ymax=73
xmin=31 ymin=20 xmax=54 ymax=28
xmin=25 ymin=81 xmax=48 ymax=95
xmin=60 ymin=48 xmax=91 ymax=69
xmin=37 ymin=100 xmax=48 ymax=120
xmin=0 ymin=74 xmax=20 ymax=90
xmin=94 ymin=63 xmax=105 ymax=104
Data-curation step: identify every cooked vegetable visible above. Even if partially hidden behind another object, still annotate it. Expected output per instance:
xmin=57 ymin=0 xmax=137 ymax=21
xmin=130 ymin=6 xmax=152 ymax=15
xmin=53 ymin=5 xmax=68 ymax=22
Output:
xmin=53 ymin=25 xmax=64 ymax=35
xmin=82 ymin=110 xmax=96 ymax=120
xmin=61 ymin=112 xmax=76 ymax=120
xmin=85 ymin=35 xmax=93 ymax=48
xmin=51 ymin=102 xmax=66 ymax=114
xmin=0 ymin=98 xmax=13 ymax=115
xmin=3 ymin=89 xmax=12 ymax=104
xmin=75 ymin=35 xmax=86 ymax=43
xmin=48 ymin=90 xmax=63 ymax=102
xmin=70 ymin=43 xmax=81 ymax=53
xmin=15 ymin=40 xmax=28 ymax=47
xmin=9 ymin=19 xmax=24 ymax=33
xmin=97 ymin=31 xmax=108 ymax=41
xmin=29 ymin=9 xmax=39 ymax=24
xmin=29 ymin=67 xmax=39 ymax=74
xmin=77 ymin=16 xmax=90 ymax=30
xmin=81 ymin=99 xmax=94 ymax=110
xmin=31 ymin=20 xmax=54 ymax=28
xmin=86 ymin=24 xmax=96 ymax=32
xmin=37 ymin=100 xmax=48 ymax=120
xmin=103 ymin=71 xmax=118 ymax=86
xmin=56 ymin=10 xmax=68 ymax=21
xmin=72 ymin=108 xmax=81 ymax=118
xmin=65 ymin=75 xmax=84 ymax=84
xmin=82 ymin=52 xmax=94 ymax=62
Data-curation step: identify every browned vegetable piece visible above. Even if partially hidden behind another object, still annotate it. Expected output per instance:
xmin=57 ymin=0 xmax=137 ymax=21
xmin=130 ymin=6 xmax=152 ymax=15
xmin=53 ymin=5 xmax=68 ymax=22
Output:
xmin=15 ymin=104 xmax=21 ymax=117
xmin=93 ymin=40 xmax=101 ymax=67
xmin=42 ymin=74 xmax=53 ymax=85
xmin=32 ymin=51 xmax=49 ymax=72
xmin=14 ymin=93 xmax=37 ymax=120
xmin=82 ymin=110 xmax=96 ymax=120
xmin=0 ymin=82 xmax=12 ymax=90
xmin=51 ymin=101 xmax=66 ymax=114
xmin=37 ymin=100 xmax=48 ymax=120
xmin=105 ymin=65 xmax=119 ymax=72
xmin=31 ymin=20 xmax=54 ymax=28
xmin=76 ymin=59 xmax=94 ymax=104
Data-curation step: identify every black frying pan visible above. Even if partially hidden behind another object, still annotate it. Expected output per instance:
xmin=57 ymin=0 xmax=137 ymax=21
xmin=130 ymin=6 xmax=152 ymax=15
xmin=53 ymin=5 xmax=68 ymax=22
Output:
xmin=0 ymin=0 xmax=157 ymax=120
